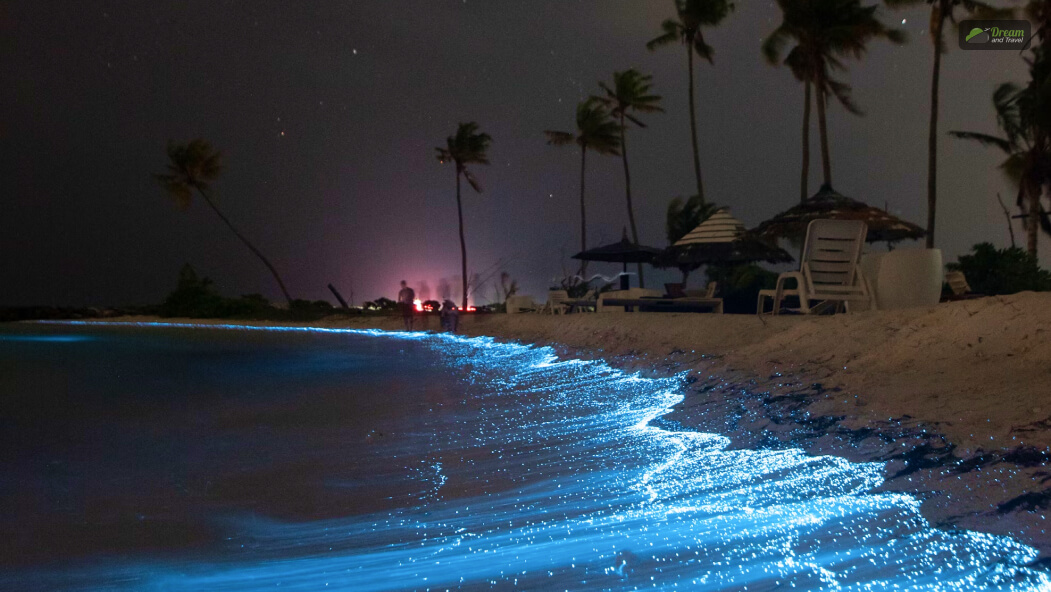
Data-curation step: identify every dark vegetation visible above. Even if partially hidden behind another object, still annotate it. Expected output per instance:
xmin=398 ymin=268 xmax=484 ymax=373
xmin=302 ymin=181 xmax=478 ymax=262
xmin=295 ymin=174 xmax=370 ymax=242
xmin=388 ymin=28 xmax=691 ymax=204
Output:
xmin=158 ymin=265 xmax=346 ymax=321
xmin=947 ymin=242 xmax=1051 ymax=295
xmin=705 ymin=263 xmax=780 ymax=314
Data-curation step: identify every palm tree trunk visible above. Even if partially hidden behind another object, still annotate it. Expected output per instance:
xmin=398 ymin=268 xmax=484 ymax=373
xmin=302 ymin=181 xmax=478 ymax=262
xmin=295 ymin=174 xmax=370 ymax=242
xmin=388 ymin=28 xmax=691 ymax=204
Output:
xmin=815 ymin=81 xmax=832 ymax=186
xmin=195 ymin=186 xmax=294 ymax=307
xmin=686 ymin=41 xmax=705 ymax=204
xmin=1027 ymin=177 xmax=1040 ymax=256
xmin=801 ymin=80 xmax=812 ymax=203
xmin=456 ymin=169 xmax=469 ymax=310
xmin=620 ymin=114 xmax=645 ymax=288
xmin=926 ymin=10 xmax=945 ymax=249
xmin=579 ymin=145 xmax=588 ymax=277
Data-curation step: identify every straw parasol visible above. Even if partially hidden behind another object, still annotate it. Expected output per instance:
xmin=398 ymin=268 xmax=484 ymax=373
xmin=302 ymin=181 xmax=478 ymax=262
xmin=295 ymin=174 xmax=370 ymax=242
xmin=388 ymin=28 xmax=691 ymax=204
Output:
xmin=752 ymin=184 xmax=925 ymax=244
xmin=665 ymin=209 xmax=794 ymax=266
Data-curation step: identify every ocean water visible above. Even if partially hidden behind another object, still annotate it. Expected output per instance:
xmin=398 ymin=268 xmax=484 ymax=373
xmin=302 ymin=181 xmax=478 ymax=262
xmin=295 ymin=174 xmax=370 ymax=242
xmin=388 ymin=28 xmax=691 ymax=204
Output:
xmin=0 ymin=322 xmax=1048 ymax=591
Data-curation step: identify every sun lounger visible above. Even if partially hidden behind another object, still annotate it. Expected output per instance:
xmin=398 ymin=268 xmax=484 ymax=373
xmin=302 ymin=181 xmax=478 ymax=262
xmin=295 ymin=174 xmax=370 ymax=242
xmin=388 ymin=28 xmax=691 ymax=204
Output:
xmin=597 ymin=288 xmax=661 ymax=312
xmin=563 ymin=289 xmax=598 ymax=312
xmin=601 ymin=297 xmax=723 ymax=313
xmin=505 ymin=295 xmax=539 ymax=314
xmin=757 ymin=219 xmax=874 ymax=315
xmin=941 ymin=270 xmax=983 ymax=302
xmin=538 ymin=290 xmax=570 ymax=314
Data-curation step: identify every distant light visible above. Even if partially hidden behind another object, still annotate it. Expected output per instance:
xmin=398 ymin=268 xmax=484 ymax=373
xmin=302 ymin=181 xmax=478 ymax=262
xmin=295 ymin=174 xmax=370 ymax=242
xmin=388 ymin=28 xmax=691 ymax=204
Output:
xmin=414 ymin=299 xmax=423 ymax=312
xmin=902 ymin=18 xmax=907 ymax=24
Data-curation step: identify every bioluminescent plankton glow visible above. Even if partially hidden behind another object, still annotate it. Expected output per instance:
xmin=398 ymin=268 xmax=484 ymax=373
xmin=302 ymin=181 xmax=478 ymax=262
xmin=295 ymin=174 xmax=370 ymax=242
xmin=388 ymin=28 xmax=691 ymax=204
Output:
xmin=5 ymin=322 xmax=1050 ymax=590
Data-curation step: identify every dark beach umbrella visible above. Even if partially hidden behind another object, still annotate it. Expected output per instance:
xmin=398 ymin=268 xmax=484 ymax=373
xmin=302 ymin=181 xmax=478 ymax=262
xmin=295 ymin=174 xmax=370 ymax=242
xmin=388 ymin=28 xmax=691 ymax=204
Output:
xmin=752 ymin=184 xmax=926 ymax=244
xmin=571 ymin=236 xmax=664 ymax=265
xmin=572 ymin=233 xmax=663 ymax=289
xmin=662 ymin=210 xmax=794 ymax=267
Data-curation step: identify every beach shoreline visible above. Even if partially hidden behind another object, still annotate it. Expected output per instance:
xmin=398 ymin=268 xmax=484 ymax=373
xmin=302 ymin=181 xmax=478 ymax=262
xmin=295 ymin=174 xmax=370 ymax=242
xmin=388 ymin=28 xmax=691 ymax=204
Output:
xmin=57 ymin=293 xmax=1051 ymax=557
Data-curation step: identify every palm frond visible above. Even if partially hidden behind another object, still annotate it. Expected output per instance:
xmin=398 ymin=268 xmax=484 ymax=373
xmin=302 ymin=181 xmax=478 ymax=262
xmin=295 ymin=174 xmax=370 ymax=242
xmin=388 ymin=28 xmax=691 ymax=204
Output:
xmin=949 ymin=130 xmax=1013 ymax=153
xmin=543 ymin=130 xmax=576 ymax=146
xmin=156 ymin=138 xmax=223 ymax=206
xmin=826 ymin=77 xmax=863 ymax=115
xmin=463 ymin=168 xmax=484 ymax=193
xmin=646 ymin=19 xmax=683 ymax=51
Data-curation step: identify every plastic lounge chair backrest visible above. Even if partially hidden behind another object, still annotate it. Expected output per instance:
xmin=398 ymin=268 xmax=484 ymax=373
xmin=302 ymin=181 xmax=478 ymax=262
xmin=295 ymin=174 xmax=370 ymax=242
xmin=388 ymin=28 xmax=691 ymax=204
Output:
xmin=801 ymin=219 xmax=868 ymax=295
xmin=945 ymin=271 xmax=971 ymax=295
xmin=548 ymin=290 xmax=570 ymax=305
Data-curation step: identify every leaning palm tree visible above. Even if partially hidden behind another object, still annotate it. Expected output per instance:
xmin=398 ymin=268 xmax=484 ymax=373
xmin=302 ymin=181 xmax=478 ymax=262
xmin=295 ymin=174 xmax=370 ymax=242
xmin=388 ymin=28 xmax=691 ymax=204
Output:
xmin=763 ymin=0 xmax=904 ymax=195
xmin=647 ymin=0 xmax=734 ymax=205
xmin=155 ymin=139 xmax=293 ymax=307
xmin=951 ymin=83 xmax=1050 ymax=256
xmin=544 ymin=99 xmax=622 ymax=275
xmin=885 ymin=0 xmax=1011 ymax=249
xmin=436 ymin=122 xmax=492 ymax=310
xmin=593 ymin=68 xmax=664 ymax=287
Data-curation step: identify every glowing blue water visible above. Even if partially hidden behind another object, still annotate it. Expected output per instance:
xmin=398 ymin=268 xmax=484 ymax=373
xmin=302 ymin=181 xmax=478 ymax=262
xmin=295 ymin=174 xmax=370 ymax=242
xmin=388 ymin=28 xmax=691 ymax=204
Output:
xmin=2 ymin=322 xmax=1049 ymax=591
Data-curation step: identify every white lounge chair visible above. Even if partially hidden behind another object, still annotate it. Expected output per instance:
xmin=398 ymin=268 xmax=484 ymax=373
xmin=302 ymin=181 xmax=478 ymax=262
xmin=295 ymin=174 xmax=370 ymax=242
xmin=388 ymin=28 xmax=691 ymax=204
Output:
xmin=505 ymin=295 xmax=539 ymax=314
xmin=684 ymin=282 xmax=718 ymax=299
xmin=757 ymin=219 xmax=875 ymax=315
xmin=597 ymin=288 xmax=661 ymax=313
xmin=538 ymin=290 xmax=570 ymax=314
xmin=945 ymin=271 xmax=971 ymax=296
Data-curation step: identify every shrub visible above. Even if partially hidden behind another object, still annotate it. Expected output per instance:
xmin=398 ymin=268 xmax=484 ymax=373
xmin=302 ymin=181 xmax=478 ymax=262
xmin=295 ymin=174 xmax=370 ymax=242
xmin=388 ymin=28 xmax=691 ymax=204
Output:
xmin=947 ymin=243 xmax=1051 ymax=295
xmin=160 ymin=264 xmax=227 ymax=317
xmin=705 ymin=263 xmax=779 ymax=314
xmin=372 ymin=297 xmax=398 ymax=311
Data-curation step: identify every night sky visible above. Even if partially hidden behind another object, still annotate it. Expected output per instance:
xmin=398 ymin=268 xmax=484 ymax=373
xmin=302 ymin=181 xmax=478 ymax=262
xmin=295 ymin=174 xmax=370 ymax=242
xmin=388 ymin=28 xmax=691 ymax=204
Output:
xmin=1 ymin=1 xmax=1036 ymax=307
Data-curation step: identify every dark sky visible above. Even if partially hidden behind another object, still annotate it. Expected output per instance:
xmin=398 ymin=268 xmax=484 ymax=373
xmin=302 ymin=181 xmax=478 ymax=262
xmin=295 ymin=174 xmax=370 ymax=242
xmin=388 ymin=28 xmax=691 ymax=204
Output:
xmin=0 ymin=1 xmax=1034 ymax=307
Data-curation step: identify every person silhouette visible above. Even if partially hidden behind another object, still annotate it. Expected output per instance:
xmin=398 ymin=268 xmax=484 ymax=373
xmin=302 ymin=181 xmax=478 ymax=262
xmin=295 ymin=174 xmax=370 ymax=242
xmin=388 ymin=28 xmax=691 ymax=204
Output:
xmin=397 ymin=280 xmax=416 ymax=331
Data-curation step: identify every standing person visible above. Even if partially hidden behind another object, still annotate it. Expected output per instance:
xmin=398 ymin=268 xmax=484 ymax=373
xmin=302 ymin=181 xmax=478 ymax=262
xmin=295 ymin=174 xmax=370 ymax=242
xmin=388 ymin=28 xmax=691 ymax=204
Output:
xmin=440 ymin=298 xmax=459 ymax=333
xmin=397 ymin=280 xmax=416 ymax=331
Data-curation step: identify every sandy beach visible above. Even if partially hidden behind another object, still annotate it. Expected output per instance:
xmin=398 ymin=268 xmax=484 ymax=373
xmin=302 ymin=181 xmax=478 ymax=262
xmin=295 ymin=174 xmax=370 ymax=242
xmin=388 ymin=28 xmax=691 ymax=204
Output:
xmin=94 ymin=292 xmax=1051 ymax=556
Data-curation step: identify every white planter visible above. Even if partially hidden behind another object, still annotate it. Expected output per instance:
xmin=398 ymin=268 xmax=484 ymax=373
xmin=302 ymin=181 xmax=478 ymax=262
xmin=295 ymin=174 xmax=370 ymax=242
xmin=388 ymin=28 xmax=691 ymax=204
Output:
xmin=867 ymin=248 xmax=943 ymax=310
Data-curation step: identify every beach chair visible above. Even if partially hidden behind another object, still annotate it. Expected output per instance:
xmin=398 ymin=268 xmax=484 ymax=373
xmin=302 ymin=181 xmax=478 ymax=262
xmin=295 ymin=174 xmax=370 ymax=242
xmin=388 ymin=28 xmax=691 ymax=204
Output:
xmin=538 ymin=290 xmax=570 ymax=314
xmin=505 ymin=295 xmax=538 ymax=314
xmin=684 ymin=282 xmax=718 ymax=299
xmin=565 ymin=289 xmax=598 ymax=312
xmin=597 ymin=288 xmax=661 ymax=313
xmin=945 ymin=271 xmax=971 ymax=296
xmin=757 ymin=219 xmax=874 ymax=315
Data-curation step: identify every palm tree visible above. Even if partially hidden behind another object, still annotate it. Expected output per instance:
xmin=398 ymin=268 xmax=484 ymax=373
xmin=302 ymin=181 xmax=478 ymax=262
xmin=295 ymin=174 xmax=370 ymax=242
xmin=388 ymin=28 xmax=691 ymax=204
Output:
xmin=544 ymin=99 xmax=622 ymax=275
xmin=155 ymin=139 xmax=294 ymax=307
xmin=763 ymin=0 xmax=904 ymax=195
xmin=885 ymin=0 xmax=1011 ymax=249
xmin=951 ymin=81 xmax=1051 ymax=256
xmin=665 ymin=195 xmax=720 ymax=284
xmin=647 ymin=0 xmax=735 ymax=205
xmin=435 ymin=122 xmax=492 ymax=310
xmin=593 ymin=68 xmax=664 ymax=288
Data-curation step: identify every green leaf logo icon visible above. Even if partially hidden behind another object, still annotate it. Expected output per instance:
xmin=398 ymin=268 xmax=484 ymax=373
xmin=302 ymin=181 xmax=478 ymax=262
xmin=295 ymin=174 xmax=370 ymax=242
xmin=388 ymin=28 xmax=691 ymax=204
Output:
xmin=966 ymin=27 xmax=989 ymax=43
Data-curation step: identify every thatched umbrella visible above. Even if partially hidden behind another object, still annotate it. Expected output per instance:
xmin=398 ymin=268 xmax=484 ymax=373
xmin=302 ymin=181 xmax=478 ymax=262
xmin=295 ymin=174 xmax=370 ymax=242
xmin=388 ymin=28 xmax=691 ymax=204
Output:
xmin=572 ymin=232 xmax=663 ymax=289
xmin=753 ymin=184 xmax=925 ymax=244
xmin=657 ymin=209 xmax=793 ymax=285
